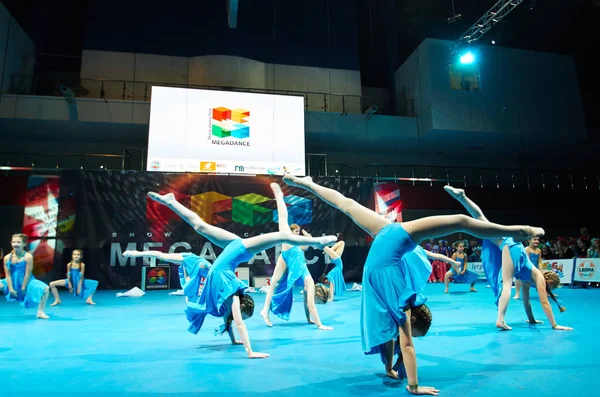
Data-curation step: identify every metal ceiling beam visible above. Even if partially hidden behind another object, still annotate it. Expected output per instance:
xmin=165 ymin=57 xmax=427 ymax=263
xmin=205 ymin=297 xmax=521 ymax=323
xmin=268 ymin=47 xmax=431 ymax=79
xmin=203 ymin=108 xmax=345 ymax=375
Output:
xmin=227 ymin=0 xmax=239 ymax=29
xmin=451 ymin=0 xmax=524 ymax=55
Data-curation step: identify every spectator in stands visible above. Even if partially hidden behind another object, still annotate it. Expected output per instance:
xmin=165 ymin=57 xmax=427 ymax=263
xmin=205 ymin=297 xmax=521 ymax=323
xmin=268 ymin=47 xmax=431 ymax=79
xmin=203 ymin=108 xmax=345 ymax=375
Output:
xmin=587 ymin=238 xmax=600 ymax=259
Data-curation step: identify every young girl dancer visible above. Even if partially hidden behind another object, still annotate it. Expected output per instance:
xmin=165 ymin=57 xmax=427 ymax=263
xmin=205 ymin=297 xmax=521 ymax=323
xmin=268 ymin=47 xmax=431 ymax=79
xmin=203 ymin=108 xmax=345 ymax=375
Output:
xmin=1 ymin=234 xmax=50 ymax=319
xmin=443 ymin=241 xmax=478 ymax=293
xmin=122 ymin=249 xmax=211 ymax=302
xmin=259 ymin=197 xmax=332 ymax=329
xmin=49 ymin=249 xmax=98 ymax=306
xmin=283 ymin=175 xmax=544 ymax=395
xmin=513 ymin=237 xmax=543 ymax=299
xmin=148 ymin=183 xmax=337 ymax=359
xmin=443 ymin=185 xmax=571 ymax=331
xmin=316 ymin=240 xmax=345 ymax=301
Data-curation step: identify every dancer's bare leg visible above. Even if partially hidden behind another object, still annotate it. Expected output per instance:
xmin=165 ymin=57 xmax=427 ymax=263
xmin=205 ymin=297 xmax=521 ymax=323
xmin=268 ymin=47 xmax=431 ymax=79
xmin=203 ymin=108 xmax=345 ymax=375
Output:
xmin=49 ymin=280 xmax=66 ymax=306
xmin=37 ymin=287 xmax=50 ymax=319
xmin=444 ymin=186 xmax=503 ymax=247
xmin=514 ymin=280 xmax=522 ymax=300
xmin=496 ymin=247 xmax=515 ymax=330
xmin=148 ymin=192 xmax=238 ymax=249
xmin=260 ymin=257 xmax=287 ymax=327
xmin=303 ymin=275 xmax=332 ymax=330
xmin=284 ymin=176 xmax=543 ymax=244
xmin=283 ymin=175 xmax=390 ymax=237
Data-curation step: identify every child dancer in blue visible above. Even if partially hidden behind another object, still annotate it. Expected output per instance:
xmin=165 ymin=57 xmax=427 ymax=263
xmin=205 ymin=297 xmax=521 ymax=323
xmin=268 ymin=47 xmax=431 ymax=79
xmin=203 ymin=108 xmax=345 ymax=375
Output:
xmin=260 ymin=197 xmax=332 ymax=329
xmin=283 ymin=175 xmax=545 ymax=395
xmin=49 ymin=249 xmax=98 ymax=306
xmin=1 ymin=233 xmax=50 ymax=318
xmin=323 ymin=241 xmax=346 ymax=300
xmin=443 ymin=185 xmax=571 ymax=332
xmin=513 ymin=237 xmax=543 ymax=299
xmin=123 ymin=249 xmax=211 ymax=302
xmin=443 ymin=241 xmax=478 ymax=293
xmin=148 ymin=183 xmax=337 ymax=359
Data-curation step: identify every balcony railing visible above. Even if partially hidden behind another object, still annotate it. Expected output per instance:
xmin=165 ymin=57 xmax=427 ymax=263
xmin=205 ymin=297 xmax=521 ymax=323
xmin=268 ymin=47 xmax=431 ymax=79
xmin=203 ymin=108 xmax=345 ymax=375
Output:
xmin=0 ymin=150 xmax=596 ymax=192
xmin=7 ymin=74 xmax=409 ymax=117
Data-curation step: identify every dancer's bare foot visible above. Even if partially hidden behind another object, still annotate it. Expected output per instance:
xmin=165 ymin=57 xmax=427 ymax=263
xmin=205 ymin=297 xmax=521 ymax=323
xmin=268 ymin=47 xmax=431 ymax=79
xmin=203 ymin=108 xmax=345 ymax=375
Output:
xmin=387 ymin=370 xmax=399 ymax=380
xmin=318 ymin=236 xmax=338 ymax=247
xmin=521 ymin=227 xmax=545 ymax=240
xmin=37 ymin=312 xmax=50 ymax=319
xmin=50 ymin=300 xmax=61 ymax=307
xmin=443 ymin=289 xmax=449 ymax=294
xmin=513 ymin=295 xmax=520 ymax=300
xmin=270 ymin=183 xmax=283 ymax=198
xmin=282 ymin=175 xmax=312 ymax=188
xmin=147 ymin=191 xmax=176 ymax=206
xmin=86 ymin=298 xmax=96 ymax=305
xmin=496 ymin=321 xmax=512 ymax=331
xmin=260 ymin=309 xmax=273 ymax=327
xmin=443 ymin=185 xmax=466 ymax=200
xmin=318 ymin=325 xmax=333 ymax=331
xmin=470 ymin=287 xmax=478 ymax=292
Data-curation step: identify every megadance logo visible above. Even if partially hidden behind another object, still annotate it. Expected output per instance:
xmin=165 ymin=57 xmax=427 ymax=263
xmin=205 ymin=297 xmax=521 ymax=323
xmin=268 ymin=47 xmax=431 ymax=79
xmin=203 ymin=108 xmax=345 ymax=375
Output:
xmin=210 ymin=107 xmax=250 ymax=146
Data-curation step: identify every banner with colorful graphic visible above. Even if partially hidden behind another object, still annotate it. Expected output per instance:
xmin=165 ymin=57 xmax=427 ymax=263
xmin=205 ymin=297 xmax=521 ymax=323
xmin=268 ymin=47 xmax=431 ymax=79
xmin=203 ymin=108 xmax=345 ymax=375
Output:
xmin=56 ymin=171 xmax=373 ymax=290
xmin=141 ymin=266 xmax=171 ymax=290
xmin=540 ymin=258 xmax=575 ymax=284
xmin=374 ymin=182 xmax=403 ymax=223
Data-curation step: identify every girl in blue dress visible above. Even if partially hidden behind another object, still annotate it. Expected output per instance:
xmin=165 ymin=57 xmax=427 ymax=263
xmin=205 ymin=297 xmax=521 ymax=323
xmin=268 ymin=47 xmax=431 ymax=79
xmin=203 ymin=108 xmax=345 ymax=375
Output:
xmin=1 ymin=233 xmax=50 ymax=318
xmin=443 ymin=185 xmax=571 ymax=332
xmin=148 ymin=183 xmax=337 ymax=359
xmin=513 ymin=237 xmax=543 ymax=299
xmin=49 ymin=249 xmax=98 ymax=306
xmin=443 ymin=241 xmax=478 ymax=293
xmin=322 ymin=241 xmax=346 ymax=300
xmin=260 ymin=222 xmax=332 ymax=330
xmin=122 ymin=249 xmax=211 ymax=302
xmin=283 ymin=175 xmax=544 ymax=395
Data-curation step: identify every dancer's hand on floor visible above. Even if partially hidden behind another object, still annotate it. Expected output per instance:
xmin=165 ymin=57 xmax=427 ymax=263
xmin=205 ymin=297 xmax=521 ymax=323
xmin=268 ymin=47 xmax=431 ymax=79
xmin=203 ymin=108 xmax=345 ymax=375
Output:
xmin=247 ymin=351 xmax=270 ymax=359
xmin=406 ymin=385 xmax=440 ymax=396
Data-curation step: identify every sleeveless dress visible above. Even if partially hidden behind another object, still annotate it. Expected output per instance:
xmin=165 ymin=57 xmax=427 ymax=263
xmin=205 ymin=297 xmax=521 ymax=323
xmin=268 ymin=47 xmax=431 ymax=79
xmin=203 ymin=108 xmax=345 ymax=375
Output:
xmin=361 ymin=224 xmax=431 ymax=356
xmin=185 ymin=239 xmax=253 ymax=334
xmin=1 ymin=254 xmax=48 ymax=308
xmin=450 ymin=255 xmax=478 ymax=284
xmin=178 ymin=253 xmax=212 ymax=302
xmin=62 ymin=266 xmax=99 ymax=300
xmin=326 ymin=257 xmax=346 ymax=297
xmin=270 ymin=247 xmax=310 ymax=320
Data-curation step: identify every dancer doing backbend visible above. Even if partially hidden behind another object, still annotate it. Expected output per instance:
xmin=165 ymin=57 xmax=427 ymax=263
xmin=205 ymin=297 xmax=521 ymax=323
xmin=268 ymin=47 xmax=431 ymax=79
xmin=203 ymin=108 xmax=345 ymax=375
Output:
xmin=283 ymin=175 xmax=544 ymax=395
xmin=148 ymin=183 xmax=337 ymax=359
xmin=443 ymin=185 xmax=571 ymax=332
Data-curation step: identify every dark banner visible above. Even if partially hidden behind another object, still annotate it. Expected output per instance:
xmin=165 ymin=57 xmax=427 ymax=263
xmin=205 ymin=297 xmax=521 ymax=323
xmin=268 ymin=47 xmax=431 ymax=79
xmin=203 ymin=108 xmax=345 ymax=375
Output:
xmin=55 ymin=171 xmax=374 ymax=290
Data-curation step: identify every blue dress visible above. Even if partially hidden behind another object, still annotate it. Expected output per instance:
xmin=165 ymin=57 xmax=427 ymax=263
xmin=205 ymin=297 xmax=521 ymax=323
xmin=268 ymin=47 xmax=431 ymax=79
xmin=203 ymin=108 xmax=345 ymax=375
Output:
xmin=179 ymin=253 xmax=212 ymax=302
xmin=1 ymin=255 xmax=48 ymax=308
xmin=450 ymin=255 xmax=478 ymax=284
xmin=361 ymin=224 xmax=432 ymax=356
xmin=62 ymin=266 xmax=99 ymax=300
xmin=326 ymin=257 xmax=345 ymax=297
xmin=528 ymin=251 xmax=540 ymax=268
xmin=270 ymin=247 xmax=310 ymax=321
xmin=185 ymin=239 xmax=253 ymax=334
xmin=481 ymin=238 xmax=535 ymax=305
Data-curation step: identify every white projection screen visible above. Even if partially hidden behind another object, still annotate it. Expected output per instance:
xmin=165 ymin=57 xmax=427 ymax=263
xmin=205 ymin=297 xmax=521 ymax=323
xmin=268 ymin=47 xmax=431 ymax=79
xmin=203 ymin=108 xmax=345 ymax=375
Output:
xmin=146 ymin=86 xmax=306 ymax=176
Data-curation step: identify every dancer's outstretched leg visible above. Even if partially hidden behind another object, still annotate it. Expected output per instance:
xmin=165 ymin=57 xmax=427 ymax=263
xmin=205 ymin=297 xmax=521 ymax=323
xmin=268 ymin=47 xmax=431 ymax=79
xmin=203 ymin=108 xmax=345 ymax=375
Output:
xmin=148 ymin=192 xmax=238 ymax=249
xmin=283 ymin=176 xmax=544 ymax=244
xmin=241 ymin=184 xmax=336 ymax=254
xmin=283 ymin=175 xmax=390 ymax=237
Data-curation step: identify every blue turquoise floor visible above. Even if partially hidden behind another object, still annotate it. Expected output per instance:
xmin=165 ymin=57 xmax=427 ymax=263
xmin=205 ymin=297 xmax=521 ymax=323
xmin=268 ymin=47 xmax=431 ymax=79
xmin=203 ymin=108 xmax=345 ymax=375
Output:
xmin=0 ymin=283 xmax=596 ymax=396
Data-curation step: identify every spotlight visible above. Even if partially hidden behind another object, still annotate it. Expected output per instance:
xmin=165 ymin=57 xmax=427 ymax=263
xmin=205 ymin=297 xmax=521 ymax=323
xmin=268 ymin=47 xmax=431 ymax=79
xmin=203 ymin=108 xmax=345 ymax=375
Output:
xmin=459 ymin=51 xmax=475 ymax=64
xmin=491 ymin=40 xmax=496 ymax=45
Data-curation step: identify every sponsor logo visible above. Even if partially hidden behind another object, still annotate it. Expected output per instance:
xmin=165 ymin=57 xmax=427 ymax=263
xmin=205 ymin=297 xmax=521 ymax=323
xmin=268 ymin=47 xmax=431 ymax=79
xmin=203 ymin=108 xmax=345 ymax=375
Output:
xmin=209 ymin=107 xmax=250 ymax=146
xmin=200 ymin=161 xmax=216 ymax=172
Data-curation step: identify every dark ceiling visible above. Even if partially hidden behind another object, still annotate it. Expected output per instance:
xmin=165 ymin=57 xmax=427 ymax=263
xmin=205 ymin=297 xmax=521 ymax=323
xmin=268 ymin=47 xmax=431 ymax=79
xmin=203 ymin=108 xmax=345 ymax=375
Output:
xmin=3 ymin=0 xmax=599 ymax=129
